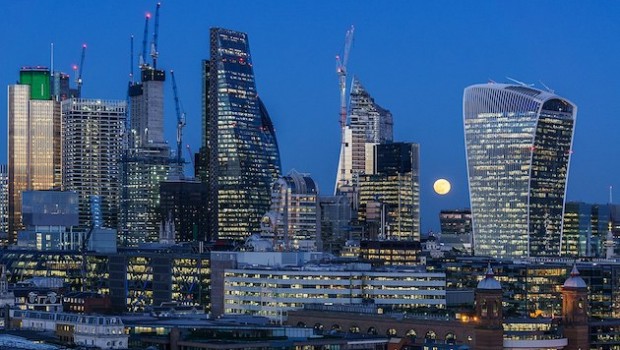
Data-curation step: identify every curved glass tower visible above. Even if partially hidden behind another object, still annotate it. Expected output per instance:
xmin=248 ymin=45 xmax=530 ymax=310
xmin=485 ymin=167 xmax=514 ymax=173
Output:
xmin=201 ymin=28 xmax=282 ymax=241
xmin=463 ymin=83 xmax=576 ymax=258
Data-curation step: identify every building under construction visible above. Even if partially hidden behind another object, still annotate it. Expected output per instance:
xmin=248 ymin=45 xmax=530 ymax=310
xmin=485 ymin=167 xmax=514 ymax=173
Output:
xmin=120 ymin=4 xmax=179 ymax=247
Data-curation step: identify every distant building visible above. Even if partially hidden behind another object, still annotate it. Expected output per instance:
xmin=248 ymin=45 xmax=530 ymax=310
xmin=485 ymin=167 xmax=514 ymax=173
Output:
xmin=335 ymin=78 xmax=393 ymax=193
xmin=158 ymin=179 xmax=209 ymax=242
xmin=121 ymin=68 xmax=176 ymax=247
xmin=319 ymin=195 xmax=353 ymax=254
xmin=439 ymin=209 xmax=472 ymax=235
xmin=359 ymin=239 xmax=421 ymax=266
xmin=265 ymin=170 xmax=320 ymax=251
xmin=17 ymin=190 xmax=80 ymax=251
xmin=464 ymin=83 xmax=576 ymax=258
xmin=8 ymin=67 xmax=62 ymax=244
xmin=61 ymin=98 xmax=126 ymax=230
xmin=197 ymin=28 xmax=281 ymax=241
xmin=358 ymin=142 xmax=420 ymax=240
xmin=562 ymin=202 xmax=620 ymax=257
xmin=63 ymin=291 xmax=111 ymax=314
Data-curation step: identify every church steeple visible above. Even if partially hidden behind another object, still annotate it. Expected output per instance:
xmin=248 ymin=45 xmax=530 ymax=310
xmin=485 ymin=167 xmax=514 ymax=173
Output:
xmin=562 ymin=263 xmax=589 ymax=350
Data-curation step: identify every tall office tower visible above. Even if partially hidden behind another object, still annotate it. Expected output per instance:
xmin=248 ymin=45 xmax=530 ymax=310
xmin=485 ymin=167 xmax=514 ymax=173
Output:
xmin=120 ymin=66 xmax=176 ymax=247
xmin=61 ymin=98 xmax=126 ymax=229
xmin=158 ymin=179 xmax=209 ymax=243
xmin=335 ymin=78 xmax=393 ymax=193
xmin=0 ymin=165 xmax=7 ymax=244
xmin=199 ymin=28 xmax=282 ymax=241
xmin=265 ymin=170 xmax=320 ymax=250
xmin=8 ymin=67 xmax=61 ymax=244
xmin=464 ymin=83 xmax=576 ymax=258
xmin=358 ymin=142 xmax=420 ymax=241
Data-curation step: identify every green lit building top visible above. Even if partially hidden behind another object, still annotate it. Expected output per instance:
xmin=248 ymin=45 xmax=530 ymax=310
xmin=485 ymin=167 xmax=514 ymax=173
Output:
xmin=19 ymin=67 xmax=51 ymax=100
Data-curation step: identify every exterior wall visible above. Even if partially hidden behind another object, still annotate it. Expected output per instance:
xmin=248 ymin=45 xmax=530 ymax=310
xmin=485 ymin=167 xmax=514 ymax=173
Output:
xmin=61 ymin=98 xmax=126 ymax=230
xmin=287 ymin=310 xmax=478 ymax=348
xmin=223 ymin=268 xmax=446 ymax=321
xmin=463 ymin=84 xmax=576 ymax=258
xmin=203 ymin=28 xmax=282 ymax=241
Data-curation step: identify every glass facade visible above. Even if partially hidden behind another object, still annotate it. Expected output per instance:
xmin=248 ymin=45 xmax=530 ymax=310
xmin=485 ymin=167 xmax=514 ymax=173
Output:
xmin=336 ymin=78 xmax=393 ymax=192
xmin=0 ymin=165 xmax=8 ymax=245
xmin=463 ymin=84 xmax=576 ymax=258
xmin=267 ymin=170 xmax=319 ymax=250
xmin=8 ymin=69 xmax=62 ymax=245
xmin=121 ymin=68 xmax=175 ymax=247
xmin=61 ymin=98 xmax=126 ymax=230
xmin=358 ymin=142 xmax=420 ymax=240
xmin=201 ymin=28 xmax=281 ymax=241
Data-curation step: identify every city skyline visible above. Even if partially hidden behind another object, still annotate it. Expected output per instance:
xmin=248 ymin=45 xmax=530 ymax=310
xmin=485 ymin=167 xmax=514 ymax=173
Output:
xmin=1 ymin=2 xmax=619 ymax=232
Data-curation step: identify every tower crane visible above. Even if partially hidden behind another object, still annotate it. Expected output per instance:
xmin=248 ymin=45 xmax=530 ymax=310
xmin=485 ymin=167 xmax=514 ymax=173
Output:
xmin=334 ymin=25 xmax=354 ymax=193
xmin=150 ymin=3 xmax=161 ymax=69
xmin=186 ymin=144 xmax=195 ymax=171
xmin=170 ymin=70 xmax=186 ymax=166
xmin=139 ymin=12 xmax=151 ymax=68
xmin=73 ymin=44 xmax=87 ymax=97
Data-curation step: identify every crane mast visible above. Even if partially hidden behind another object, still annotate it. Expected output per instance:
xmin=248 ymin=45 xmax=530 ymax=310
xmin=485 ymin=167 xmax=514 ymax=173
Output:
xmin=76 ymin=44 xmax=87 ymax=97
xmin=170 ymin=70 xmax=186 ymax=166
xmin=150 ymin=3 xmax=161 ymax=68
xmin=140 ymin=13 xmax=150 ymax=68
xmin=335 ymin=25 xmax=355 ymax=193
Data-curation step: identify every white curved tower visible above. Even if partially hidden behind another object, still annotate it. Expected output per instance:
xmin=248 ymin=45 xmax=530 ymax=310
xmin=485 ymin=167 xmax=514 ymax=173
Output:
xmin=463 ymin=83 xmax=576 ymax=258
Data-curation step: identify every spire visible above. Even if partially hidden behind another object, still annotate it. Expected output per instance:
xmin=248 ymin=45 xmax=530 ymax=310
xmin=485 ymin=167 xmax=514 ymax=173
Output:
xmin=485 ymin=262 xmax=495 ymax=278
xmin=570 ymin=263 xmax=580 ymax=277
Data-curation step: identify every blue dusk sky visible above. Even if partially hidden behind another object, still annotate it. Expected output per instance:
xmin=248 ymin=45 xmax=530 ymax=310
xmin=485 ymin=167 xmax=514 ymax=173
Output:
xmin=1 ymin=1 xmax=619 ymax=232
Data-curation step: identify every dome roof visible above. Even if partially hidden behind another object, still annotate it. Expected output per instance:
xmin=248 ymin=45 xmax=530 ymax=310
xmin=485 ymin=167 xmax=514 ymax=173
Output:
xmin=563 ymin=264 xmax=587 ymax=289
xmin=477 ymin=263 xmax=502 ymax=290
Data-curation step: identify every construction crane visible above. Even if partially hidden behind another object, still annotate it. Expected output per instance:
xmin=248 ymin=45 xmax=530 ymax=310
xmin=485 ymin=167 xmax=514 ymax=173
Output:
xmin=336 ymin=25 xmax=354 ymax=130
xmin=170 ymin=70 xmax=186 ymax=166
xmin=186 ymin=144 xmax=195 ymax=171
xmin=139 ymin=12 xmax=151 ymax=68
xmin=76 ymin=44 xmax=87 ymax=97
xmin=334 ymin=25 xmax=354 ymax=193
xmin=129 ymin=35 xmax=134 ymax=83
xmin=150 ymin=3 xmax=161 ymax=68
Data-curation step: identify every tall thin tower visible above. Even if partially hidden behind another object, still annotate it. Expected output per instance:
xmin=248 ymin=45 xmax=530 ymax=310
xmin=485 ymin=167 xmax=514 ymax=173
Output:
xmin=334 ymin=26 xmax=354 ymax=194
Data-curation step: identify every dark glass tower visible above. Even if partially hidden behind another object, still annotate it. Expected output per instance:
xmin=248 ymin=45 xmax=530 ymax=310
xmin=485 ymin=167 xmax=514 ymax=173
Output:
xmin=464 ymin=83 xmax=576 ymax=258
xmin=199 ymin=28 xmax=281 ymax=241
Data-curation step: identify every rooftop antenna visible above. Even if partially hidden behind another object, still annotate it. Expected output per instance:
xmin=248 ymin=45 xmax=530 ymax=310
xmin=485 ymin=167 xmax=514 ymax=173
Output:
xmin=506 ymin=76 xmax=534 ymax=87
xmin=50 ymin=43 xmax=54 ymax=76
xmin=610 ymin=185 xmax=614 ymax=204
xmin=539 ymin=80 xmax=555 ymax=93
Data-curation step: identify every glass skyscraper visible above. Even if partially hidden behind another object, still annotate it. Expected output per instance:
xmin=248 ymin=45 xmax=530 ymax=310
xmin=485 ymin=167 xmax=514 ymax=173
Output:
xmin=463 ymin=83 xmax=576 ymax=258
xmin=358 ymin=142 xmax=420 ymax=241
xmin=8 ymin=67 xmax=61 ymax=245
xmin=199 ymin=28 xmax=281 ymax=241
xmin=335 ymin=78 xmax=393 ymax=192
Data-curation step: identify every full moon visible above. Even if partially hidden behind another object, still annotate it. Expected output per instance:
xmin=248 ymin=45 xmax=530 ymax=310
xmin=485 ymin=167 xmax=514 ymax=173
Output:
xmin=433 ymin=179 xmax=451 ymax=195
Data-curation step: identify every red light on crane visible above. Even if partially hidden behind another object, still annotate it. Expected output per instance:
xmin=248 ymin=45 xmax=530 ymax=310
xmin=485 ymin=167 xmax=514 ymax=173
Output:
xmin=82 ymin=44 xmax=87 ymax=48
xmin=146 ymin=12 xmax=151 ymax=18
xmin=72 ymin=65 xmax=78 ymax=70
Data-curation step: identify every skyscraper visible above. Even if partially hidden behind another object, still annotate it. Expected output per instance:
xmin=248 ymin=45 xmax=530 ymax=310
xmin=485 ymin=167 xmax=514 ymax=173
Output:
xmin=463 ymin=83 xmax=576 ymax=258
xmin=358 ymin=142 xmax=420 ymax=241
xmin=0 ymin=165 xmax=7 ymax=245
xmin=335 ymin=78 xmax=393 ymax=193
xmin=8 ymin=67 xmax=61 ymax=244
xmin=199 ymin=28 xmax=281 ymax=241
xmin=120 ymin=67 xmax=176 ymax=246
xmin=61 ymin=98 xmax=126 ymax=230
